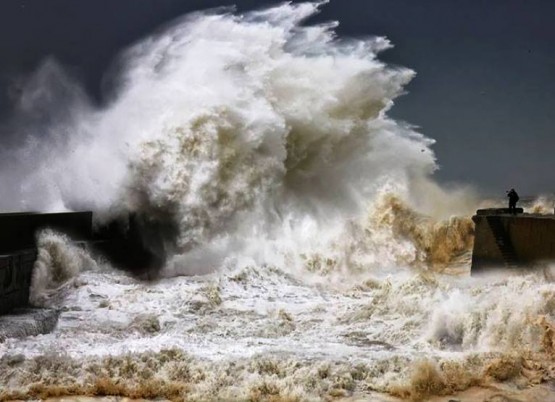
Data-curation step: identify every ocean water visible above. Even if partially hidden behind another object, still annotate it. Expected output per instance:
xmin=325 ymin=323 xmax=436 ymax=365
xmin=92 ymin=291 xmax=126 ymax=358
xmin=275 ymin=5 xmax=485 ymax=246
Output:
xmin=1 ymin=2 xmax=555 ymax=401
xmin=3 ymin=227 xmax=555 ymax=401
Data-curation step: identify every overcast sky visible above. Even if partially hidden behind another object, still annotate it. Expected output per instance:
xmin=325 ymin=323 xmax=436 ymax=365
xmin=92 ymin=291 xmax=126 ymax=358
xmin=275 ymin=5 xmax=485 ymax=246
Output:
xmin=0 ymin=0 xmax=553 ymax=196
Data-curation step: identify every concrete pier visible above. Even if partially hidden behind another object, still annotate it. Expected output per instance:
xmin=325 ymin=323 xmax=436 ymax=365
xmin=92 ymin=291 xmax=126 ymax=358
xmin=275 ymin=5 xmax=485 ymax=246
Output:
xmin=471 ymin=209 xmax=555 ymax=274
xmin=0 ymin=250 xmax=36 ymax=315
xmin=0 ymin=211 xmax=92 ymax=254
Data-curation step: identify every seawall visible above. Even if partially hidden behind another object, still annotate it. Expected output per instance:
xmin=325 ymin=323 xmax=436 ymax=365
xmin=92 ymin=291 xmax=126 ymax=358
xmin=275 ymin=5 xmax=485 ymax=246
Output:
xmin=471 ymin=209 xmax=555 ymax=274
xmin=0 ymin=250 xmax=36 ymax=315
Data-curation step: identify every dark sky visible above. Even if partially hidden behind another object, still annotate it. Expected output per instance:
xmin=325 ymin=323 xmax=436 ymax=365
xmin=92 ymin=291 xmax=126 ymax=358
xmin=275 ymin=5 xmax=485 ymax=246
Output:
xmin=0 ymin=0 xmax=553 ymax=196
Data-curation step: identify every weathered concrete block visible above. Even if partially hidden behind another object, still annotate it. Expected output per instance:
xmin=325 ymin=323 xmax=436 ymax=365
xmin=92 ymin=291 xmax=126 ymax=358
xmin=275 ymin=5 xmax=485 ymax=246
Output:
xmin=471 ymin=210 xmax=555 ymax=274
xmin=0 ymin=250 xmax=36 ymax=315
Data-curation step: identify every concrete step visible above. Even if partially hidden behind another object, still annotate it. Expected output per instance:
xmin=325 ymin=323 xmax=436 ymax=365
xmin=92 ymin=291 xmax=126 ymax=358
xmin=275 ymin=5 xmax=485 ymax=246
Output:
xmin=487 ymin=216 xmax=519 ymax=267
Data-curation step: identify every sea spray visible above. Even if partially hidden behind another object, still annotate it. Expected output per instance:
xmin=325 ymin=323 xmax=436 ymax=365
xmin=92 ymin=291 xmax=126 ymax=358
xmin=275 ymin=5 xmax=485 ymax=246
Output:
xmin=30 ymin=230 xmax=99 ymax=307
xmin=0 ymin=1 xmax=450 ymax=276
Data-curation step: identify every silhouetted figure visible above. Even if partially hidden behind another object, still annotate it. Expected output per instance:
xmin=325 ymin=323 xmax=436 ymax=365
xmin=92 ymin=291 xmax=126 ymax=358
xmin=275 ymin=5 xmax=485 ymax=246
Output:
xmin=507 ymin=188 xmax=519 ymax=215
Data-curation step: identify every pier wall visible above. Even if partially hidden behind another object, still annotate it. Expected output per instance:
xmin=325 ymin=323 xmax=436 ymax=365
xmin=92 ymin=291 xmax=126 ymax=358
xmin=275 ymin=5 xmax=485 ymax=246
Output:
xmin=471 ymin=211 xmax=555 ymax=273
xmin=0 ymin=212 xmax=92 ymax=254
xmin=0 ymin=250 xmax=36 ymax=315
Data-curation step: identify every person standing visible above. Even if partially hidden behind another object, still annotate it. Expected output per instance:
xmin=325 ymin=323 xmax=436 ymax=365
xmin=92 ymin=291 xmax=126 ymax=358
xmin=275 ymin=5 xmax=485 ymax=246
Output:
xmin=507 ymin=188 xmax=519 ymax=215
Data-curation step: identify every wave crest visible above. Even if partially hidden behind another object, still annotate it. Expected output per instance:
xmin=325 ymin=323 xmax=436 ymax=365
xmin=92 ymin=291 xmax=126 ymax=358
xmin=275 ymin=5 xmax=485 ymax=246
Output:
xmin=30 ymin=230 xmax=98 ymax=306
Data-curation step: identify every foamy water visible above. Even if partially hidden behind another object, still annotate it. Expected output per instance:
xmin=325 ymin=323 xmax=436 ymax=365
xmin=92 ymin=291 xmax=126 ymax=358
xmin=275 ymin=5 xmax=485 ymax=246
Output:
xmin=3 ymin=240 xmax=555 ymax=401
xmin=1 ymin=2 xmax=555 ymax=401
